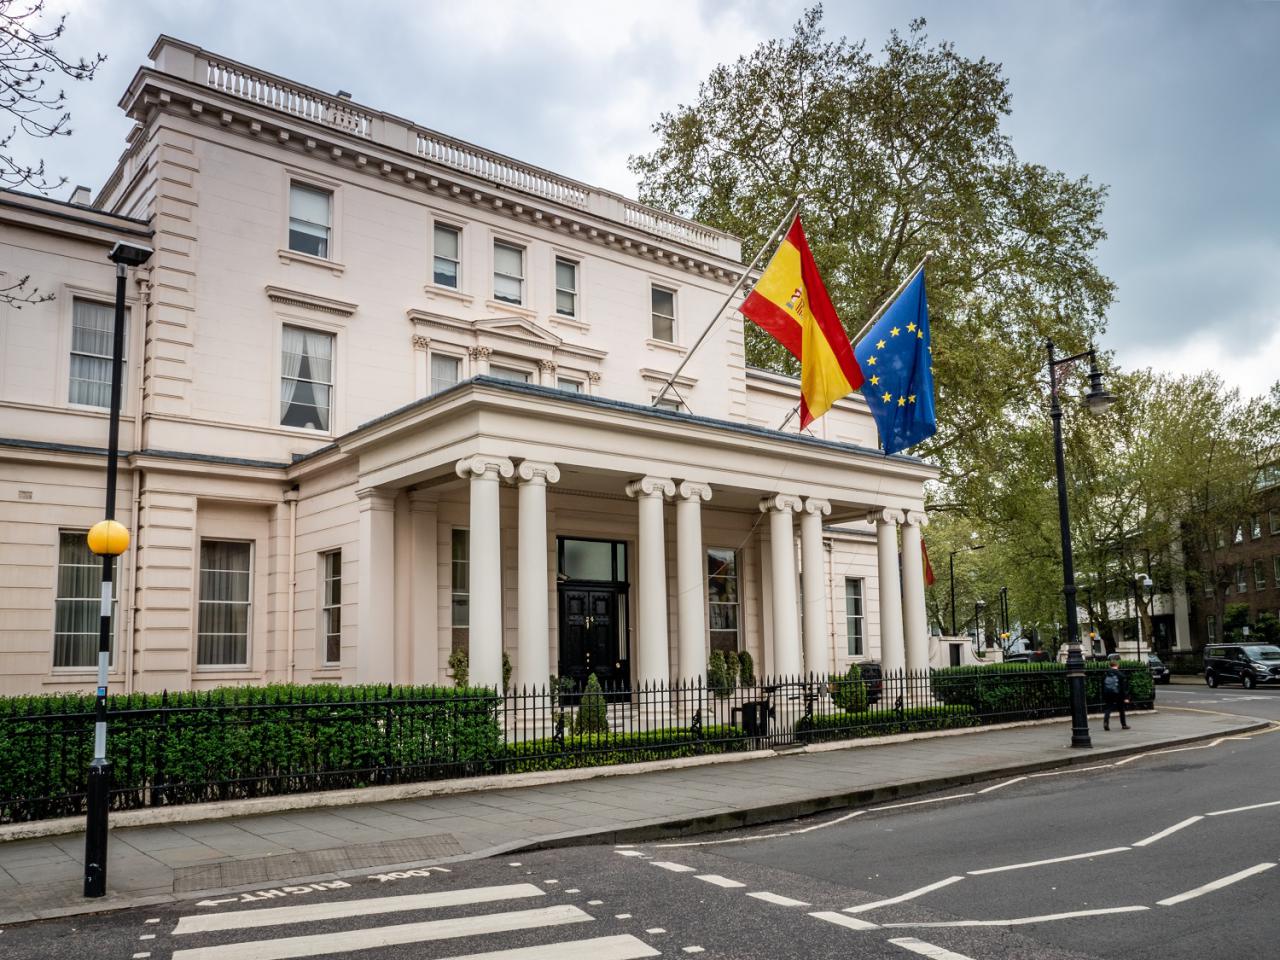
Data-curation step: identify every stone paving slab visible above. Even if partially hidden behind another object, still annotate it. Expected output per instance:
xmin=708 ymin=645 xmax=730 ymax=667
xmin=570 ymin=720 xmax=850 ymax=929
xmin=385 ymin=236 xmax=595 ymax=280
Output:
xmin=0 ymin=708 xmax=1263 ymax=926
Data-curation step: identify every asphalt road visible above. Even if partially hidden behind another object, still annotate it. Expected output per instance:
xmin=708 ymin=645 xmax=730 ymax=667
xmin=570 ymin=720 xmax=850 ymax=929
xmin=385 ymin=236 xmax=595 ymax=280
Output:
xmin=3 ymin=688 xmax=1277 ymax=960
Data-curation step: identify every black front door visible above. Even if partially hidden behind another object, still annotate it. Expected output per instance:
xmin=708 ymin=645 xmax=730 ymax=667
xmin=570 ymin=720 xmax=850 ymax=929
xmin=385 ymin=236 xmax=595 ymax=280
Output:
xmin=559 ymin=587 xmax=625 ymax=691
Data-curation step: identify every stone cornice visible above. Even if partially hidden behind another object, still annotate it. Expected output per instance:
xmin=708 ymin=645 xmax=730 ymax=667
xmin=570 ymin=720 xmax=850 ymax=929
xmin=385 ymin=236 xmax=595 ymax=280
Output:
xmin=265 ymin=285 xmax=358 ymax=317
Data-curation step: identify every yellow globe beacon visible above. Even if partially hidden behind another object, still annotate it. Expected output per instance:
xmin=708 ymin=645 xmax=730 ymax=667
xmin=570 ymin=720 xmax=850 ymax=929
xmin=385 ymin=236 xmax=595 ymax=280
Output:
xmin=87 ymin=520 xmax=130 ymax=557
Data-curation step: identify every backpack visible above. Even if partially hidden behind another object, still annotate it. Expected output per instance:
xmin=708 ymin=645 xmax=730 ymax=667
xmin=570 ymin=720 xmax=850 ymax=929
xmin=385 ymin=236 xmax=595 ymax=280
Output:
xmin=1103 ymin=672 xmax=1121 ymax=695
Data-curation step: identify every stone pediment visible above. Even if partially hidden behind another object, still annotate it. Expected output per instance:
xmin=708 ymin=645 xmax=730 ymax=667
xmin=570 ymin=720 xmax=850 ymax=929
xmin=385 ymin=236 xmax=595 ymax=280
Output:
xmin=474 ymin=315 xmax=562 ymax=349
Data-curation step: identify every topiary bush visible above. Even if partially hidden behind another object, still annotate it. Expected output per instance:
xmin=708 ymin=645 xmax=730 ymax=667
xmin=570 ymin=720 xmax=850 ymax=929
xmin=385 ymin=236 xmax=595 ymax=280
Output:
xmin=707 ymin=650 xmax=729 ymax=697
xmin=448 ymin=649 xmax=469 ymax=687
xmin=929 ymin=662 xmax=1155 ymax=719
xmin=738 ymin=650 xmax=756 ymax=686
xmin=724 ymin=650 xmax=740 ymax=694
xmin=830 ymin=662 xmax=869 ymax=713
xmin=572 ymin=673 xmax=609 ymax=736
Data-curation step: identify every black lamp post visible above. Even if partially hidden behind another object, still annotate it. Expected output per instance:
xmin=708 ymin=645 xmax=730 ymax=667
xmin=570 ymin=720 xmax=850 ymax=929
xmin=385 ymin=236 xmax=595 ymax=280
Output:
xmin=1047 ymin=339 xmax=1115 ymax=749
xmin=949 ymin=543 xmax=984 ymax=636
xmin=974 ymin=599 xmax=987 ymax=646
xmin=84 ymin=241 xmax=153 ymax=899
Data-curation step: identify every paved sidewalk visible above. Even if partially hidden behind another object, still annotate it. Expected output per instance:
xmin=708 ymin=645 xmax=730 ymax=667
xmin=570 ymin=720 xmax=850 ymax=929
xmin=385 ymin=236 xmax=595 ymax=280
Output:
xmin=0 ymin=707 xmax=1262 ymax=925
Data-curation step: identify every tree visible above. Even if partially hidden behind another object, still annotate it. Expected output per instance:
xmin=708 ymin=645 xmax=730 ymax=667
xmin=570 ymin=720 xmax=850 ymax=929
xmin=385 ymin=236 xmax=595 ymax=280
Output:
xmin=630 ymin=8 xmax=1114 ymax=506
xmin=1 ymin=0 xmax=105 ymax=306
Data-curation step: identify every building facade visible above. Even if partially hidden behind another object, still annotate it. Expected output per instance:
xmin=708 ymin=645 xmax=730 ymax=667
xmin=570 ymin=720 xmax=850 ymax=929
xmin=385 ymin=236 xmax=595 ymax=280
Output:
xmin=0 ymin=38 xmax=936 ymax=697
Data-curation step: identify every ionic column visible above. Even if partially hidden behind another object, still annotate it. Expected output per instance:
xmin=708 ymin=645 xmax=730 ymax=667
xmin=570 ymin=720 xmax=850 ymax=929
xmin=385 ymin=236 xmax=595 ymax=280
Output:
xmin=468 ymin=345 xmax=492 ymax=377
xmin=760 ymin=494 xmax=803 ymax=678
xmin=800 ymin=498 xmax=831 ymax=678
xmin=901 ymin=511 xmax=930 ymax=674
xmin=875 ymin=509 xmax=906 ymax=676
xmin=675 ymin=481 xmax=712 ymax=683
xmin=516 ymin=460 xmax=559 ymax=690
xmin=356 ymin=488 xmax=397 ymax=684
xmin=537 ymin=359 xmax=557 ymax=388
xmin=456 ymin=455 xmax=514 ymax=689
xmin=408 ymin=491 xmax=439 ymax=685
xmin=626 ymin=476 xmax=676 ymax=687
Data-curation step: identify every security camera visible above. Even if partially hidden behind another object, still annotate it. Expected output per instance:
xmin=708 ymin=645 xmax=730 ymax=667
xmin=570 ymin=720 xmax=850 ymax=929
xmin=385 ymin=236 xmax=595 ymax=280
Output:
xmin=108 ymin=242 xmax=154 ymax=267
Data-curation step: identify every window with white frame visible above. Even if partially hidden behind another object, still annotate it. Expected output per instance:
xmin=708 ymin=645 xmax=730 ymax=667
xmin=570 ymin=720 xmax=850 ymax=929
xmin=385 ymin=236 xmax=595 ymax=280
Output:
xmin=1255 ymin=559 xmax=1268 ymax=591
xmin=430 ymin=353 xmax=461 ymax=393
xmin=197 ymin=540 xmax=251 ymax=666
xmin=288 ymin=183 xmax=332 ymax=258
xmin=1271 ymin=511 xmax=1280 ymax=535
xmin=451 ymin=529 xmax=469 ymax=654
xmin=493 ymin=241 xmax=524 ymax=305
xmin=53 ymin=530 xmax=114 ymax=668
xmin=556 ymin=377 xmax=582 ymax=393
xmin=280 ymin=325 xmax=334 ymax=431
xmin=707 ymin=547 xmax=740 ymax=653
xmin=1251 ymin=515 xmax=1263 ymax=539
xmin=554 ymin=257 xmax=578 ymax=318
xmin=1233 ymin=524 xmax=1244 ymax=545
xmin=651 ymin=285 xmax=676 ymax=342
xmin=433 ymin=224 xmax=460 ymax=288
xmin=845 ymin=578 xmax=865 ymax=656
xmin=321 ymin=549 xmax=342 ymax=665
xmin=654 ymin=397 xmax=681 ymax=412
xmin=69 ymin=298 xmax=125 ymax=408
xmin=489 ymin=364 xmax=530 ymax=383
xmin=1235 ymin=563 xmax=1248 ymax=593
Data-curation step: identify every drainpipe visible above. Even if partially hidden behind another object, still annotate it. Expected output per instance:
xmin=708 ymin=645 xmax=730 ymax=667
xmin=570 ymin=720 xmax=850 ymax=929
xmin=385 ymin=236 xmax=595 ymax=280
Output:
xmin=284 ymin=486 xmax=299 ymax=683
xmin=124 ymin=272 xmax=153 ymax=695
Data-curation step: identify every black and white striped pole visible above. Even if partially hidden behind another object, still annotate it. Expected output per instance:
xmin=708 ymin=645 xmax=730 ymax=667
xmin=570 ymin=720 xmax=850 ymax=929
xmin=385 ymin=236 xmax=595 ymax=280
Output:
xmin=84 ymin=241 xmax=152 ymax=898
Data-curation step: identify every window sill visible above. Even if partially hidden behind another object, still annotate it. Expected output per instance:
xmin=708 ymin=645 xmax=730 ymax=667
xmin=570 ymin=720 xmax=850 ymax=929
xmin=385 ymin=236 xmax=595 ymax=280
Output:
xmin=645 ymin=338 xmax=687 ymax=355
xmin=485 ymin=299 xmax=537 ymax=320
xmin=424 ymin=284 xmax=474 ymax=306
xmin=44 ymin=671 xmax=122 ymax=685
xmin=277 ymin=248 xmax=346 ymax=276
xmin=278 ymin=422 xmax=335 ymax=439
xmin=193 ymin=667 xmax=255 ymax=678
xmin=548 ymin=313 xmax=589 ymax=332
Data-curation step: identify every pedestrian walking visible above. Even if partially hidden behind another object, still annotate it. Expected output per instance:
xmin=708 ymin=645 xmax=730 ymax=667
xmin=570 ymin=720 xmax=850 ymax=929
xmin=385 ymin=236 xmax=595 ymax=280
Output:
xmin=1102 ymin=661 xmax=1130 ymax=731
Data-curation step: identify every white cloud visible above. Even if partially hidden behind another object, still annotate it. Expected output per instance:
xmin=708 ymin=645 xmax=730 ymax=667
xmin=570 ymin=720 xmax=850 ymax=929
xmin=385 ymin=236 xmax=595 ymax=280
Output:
xmin=1121 ymin=321 xmax=1280 ymax=400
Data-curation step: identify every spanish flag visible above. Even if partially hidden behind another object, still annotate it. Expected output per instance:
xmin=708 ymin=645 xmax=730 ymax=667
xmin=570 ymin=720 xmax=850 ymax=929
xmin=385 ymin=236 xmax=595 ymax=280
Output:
xmin=739 ymin=217 xmax=862 ymax=427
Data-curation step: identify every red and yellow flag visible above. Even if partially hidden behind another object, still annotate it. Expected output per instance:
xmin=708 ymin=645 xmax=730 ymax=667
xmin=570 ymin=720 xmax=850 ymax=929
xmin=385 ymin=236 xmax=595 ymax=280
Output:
xmin=740 ymin=217 xmax=862 ymax=427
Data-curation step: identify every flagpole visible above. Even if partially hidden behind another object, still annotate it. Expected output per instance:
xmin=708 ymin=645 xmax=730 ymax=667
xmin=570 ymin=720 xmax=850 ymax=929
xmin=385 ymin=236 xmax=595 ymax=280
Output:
xmin=653 ymin=196 xmax=803 ymax=407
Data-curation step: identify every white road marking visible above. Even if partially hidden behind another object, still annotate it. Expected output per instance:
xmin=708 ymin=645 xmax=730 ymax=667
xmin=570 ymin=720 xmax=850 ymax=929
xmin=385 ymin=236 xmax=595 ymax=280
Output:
xmin=844 ymin=876 xmax=964 ymax=914
xmin=588 ymin=900 xmax=604 ymax=905
xmin=977 ymin=777 xmax=1026 ymax=794
xmin=1133 ymin=816 xmax=1203 ymax=847
xmin=888 ymin=937 xmax=978 ymax=959
xmin=747 ymin=891 xmax=810 ymax=907
xmin=174 ymin=884 xmax=546 ymax=935
xmin=144 ymin=918 xmax=159 ymax=924
xmin=646 ymin=927 xmax=666 ymax=934
xmin=615 ymin=850 xmax=647 ymax=858
xmin=1156 ymin=863 xmax=1276 ymax=906
xmin=681 ymin=947 xmax=705 ymax=954
xmin=139 ymin=934 xmax=155 ymax=940
xmin=870 ymin=793 xmax=975 ymax=812
xmin=566 ymin=889 xmax=581 ymax=893
xmin=508 ymin=863 xmax=522 ymax=867
xmin=1028 ymin=764 xmax=1112 ymax=778
xmin=1206 ymin=799 xmax=1280 ymax=817
xmin=615 ymin=914 xmax=632 ymax=919
xmin=428 ymin=935 xmax=661 ymax=960
xmin=132 ymin=954 xmax=151 ymax=959
xmin=883 ymin=905 xmax=1148 ymax=927
xmin=968 ymin=846 xmax=1130 ymax=875
xmin=650 ymin=861 xmax=696 ymax=873
xmin=809 ymin=910 xmax=879 ymax=930
xmin=695 ymin=874 xmax=746 ymax=888
xmin=655 ymin=810 xmax=864 ymax=847
xmin=543 ymin=879 xmax=558 ymax=884
xmin=171 ymin=905 xmax=593 ymax=960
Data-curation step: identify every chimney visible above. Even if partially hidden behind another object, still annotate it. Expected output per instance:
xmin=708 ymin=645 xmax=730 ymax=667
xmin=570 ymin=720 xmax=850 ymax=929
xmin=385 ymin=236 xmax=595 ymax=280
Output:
xmin=69 ymin=185 xmax=92 ymax=206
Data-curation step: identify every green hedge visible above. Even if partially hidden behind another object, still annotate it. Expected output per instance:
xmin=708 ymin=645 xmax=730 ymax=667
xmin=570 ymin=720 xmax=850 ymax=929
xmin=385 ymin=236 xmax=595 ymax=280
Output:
xmin=929 ymin=662 xmax=1154 ymax=717
xmin=499 ymin=725 xmax=747 ymax=773
xmin=795 ymin=705 xmax=978 ymax=743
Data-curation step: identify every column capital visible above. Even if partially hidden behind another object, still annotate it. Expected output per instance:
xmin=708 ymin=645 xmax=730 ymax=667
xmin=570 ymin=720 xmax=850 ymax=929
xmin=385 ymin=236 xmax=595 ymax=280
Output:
xmin=676 ymin=480 xmax=712 ymax=502
xmin=355 ymin=487 xmax=396 ymax=511
xmin=905 ymin=510 xmax=930 ymax=527
xmin=456 ymin=455 xmax=514 ymax=481
xmin=626 ymin=475 xmax=676 ymax=499
xmin=873 ymin=507 xmax=905 ymax=526
xmin=411 ymin=334 xmax=430 ymax=351
xmin=759 ymin=493 xmax=802 ymax=515
xmin=468 ymin=345 xmax=492 ymax=361
xmin=802 ymin=497 xmax=832 ymax=517
xmin=537 ymin=359 xmax=557 ymax=373
xmin=516 ymin=459 xmax=561 ymax=484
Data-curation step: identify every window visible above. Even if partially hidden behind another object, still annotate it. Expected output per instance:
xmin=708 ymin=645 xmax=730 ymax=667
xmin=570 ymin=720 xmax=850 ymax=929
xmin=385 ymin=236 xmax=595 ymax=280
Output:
xmin=433 ymin=224 xmax=460 ymax=288
xmin=321 ymin=550 xmax=342 ymax=665
xmin=1270 ymin=511 xmax=1280 ymax=535
xmin=554 ymin=257 xmax=578 ymax=317
xmin=654 ymin=397 xmax=681 ymax=412
xmin=288 ymin=183 xmax=331 ymax=258
xmin=844 ymin=578 xmax=865 ymax=656
xmin=69 ymin=299 xmax=124 ymax=408
xmin=707 ymin=548 xmax=740 ymax=653
xmin=197 ymin=540 xmax=251 ymax=666
xmin=451 ymin=529 xmax=469 ymax=654
xmin=1255 ymin=559 xmax=1268 ymax=591
xmin=430 ymin=353 xmax=461 ymax=393
xmin=651 ymin=286 xmax=676 ymax=342
xmin=1274 ymin=555 xmax=1280 ymax=587
xmin=1207 ymin=615 xmax=1216 ymax=642
xmin=1233 ymin=524 xmax=1244 ymax=545
xmin=1215 ymin=528 xmax=1226 ymax=549
xmin=1235 ymin=563 xmax=1248 ymax=593
xmin=1251 ymin=515 xmax=1263 ymax=539
xmin=493 ymin=241 xmax=524 ymax=305
xmin=556 ymin=378 xmax=582 ymax=393
xmin=53 ymin=530 xmax=114 ymax=668
xmin=281 ymin=325 xmax=334 ymax=431
xmin=489 ymin=365 xmax=530 ymax=383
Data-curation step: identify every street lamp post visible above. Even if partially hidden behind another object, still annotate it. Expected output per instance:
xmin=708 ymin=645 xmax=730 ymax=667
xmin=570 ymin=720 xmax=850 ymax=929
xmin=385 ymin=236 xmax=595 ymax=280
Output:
xmin=949 ymin=543 xmax=984 ymax=637
xmin=84 ymin=242 xmax=153 ymax=899
xmin=974 ymin=599 xmax=987 ymax=647
xmin=1047 ymin=339 xmax=1115 ymax=749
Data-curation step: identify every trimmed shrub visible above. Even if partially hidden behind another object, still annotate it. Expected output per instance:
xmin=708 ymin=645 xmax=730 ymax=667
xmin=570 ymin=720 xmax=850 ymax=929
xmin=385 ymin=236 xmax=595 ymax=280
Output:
xmin=573 ymin=673 xmax=609 ymax=735
xmin=724 ymin=651 xmax=740 ymax=694
xmin=795 ymin=705 xmax=978 ymax=744
xmin=707 ymin=650 xmax=729 ymax=697
xmin=929 ymin=662 xmax=1154 ymax=718
xmin=501 ymin=725 xmax=748 ymax=773
xmin=739 ymin=650 xmax=756 ymax=686
xmin=448 ymin=649 xmax=469 ymax=687
xmin=830 ymin=662 xmax=869 ymax=713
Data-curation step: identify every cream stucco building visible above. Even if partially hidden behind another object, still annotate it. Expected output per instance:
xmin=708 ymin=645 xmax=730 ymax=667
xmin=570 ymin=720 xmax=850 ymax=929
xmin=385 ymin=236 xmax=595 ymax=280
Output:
xmin=0 ymin=38 xmax=937 ymax=697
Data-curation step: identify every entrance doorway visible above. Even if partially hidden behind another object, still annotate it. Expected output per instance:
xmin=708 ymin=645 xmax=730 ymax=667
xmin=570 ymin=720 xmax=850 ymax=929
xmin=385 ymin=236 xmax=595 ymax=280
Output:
xmin=556 ymin=537 xmax=629 ymax=693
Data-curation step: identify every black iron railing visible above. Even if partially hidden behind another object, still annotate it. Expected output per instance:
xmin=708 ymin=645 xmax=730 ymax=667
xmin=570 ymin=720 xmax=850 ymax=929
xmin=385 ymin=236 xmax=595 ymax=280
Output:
xmin=0 ymin=664 xmax=1151 ymax=824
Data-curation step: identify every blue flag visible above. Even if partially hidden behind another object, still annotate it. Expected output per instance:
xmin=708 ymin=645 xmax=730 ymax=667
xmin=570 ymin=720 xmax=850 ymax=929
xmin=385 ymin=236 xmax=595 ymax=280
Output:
xmin=852 ymin=270 xmax=936 ymax=455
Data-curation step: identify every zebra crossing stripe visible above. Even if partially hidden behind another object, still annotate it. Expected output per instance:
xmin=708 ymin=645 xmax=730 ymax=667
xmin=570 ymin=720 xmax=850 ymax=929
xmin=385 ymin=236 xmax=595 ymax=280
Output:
xmin=174 ymin=884 xmax=546 ymax=936
xmin=431 ymin=934 xmax=661 ymax=960
xmin=171 ymin=904 xmax=592 ymax=960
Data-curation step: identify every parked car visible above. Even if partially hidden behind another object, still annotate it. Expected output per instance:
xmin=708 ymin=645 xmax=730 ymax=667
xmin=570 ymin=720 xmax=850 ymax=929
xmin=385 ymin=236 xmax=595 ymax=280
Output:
xmin=1003 ymin=651 xmax=1051 ymax=663
xmin=1147 ymin=654 xmax=1171 ymax=684
xmin=1202 ymin=644 xmax=1280 ymax=689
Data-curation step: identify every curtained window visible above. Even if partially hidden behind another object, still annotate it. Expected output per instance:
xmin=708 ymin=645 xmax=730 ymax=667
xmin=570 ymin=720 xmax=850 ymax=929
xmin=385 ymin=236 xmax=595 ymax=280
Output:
xmin=651 ymin=286 xmax=676 ymax=342
xmin=430 ymin=353 xmax=461 ymax=393
xmin=321 ymin=550 xmax=342 ymax=664
xmin=197 ymin=540 xmax=251 ymax=666
xmin=288 ymin=183 xmax=331 ymax=258
xmin=845 ymin=578 xmax=865 ymax=656
xmin=451 ymin=529 xmax=469 ymax=654
xmin=54 ymin=530 xmax=114 ymax=668
xmin=493 ymin=241 xmax=524 ymax=305
xmin=707 ymin=547 xmax=740 ymax=653
xmin=434 ymin=224 xmax=460 ymax=287
xmin=489 ymin=364 xmax=530 ymax=383
xmin=555 ymin=257 xmax=577 ymax=317
xmin=69 ymin=299 xmax=125 ymax=408
xmin=280 ymin=325 xmax=333 ymax=430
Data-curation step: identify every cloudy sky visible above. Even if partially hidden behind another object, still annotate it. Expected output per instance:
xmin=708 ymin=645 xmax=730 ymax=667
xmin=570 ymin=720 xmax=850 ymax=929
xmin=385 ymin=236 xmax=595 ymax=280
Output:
xmin=17 ymin=1 xmax=1279 ymax=397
